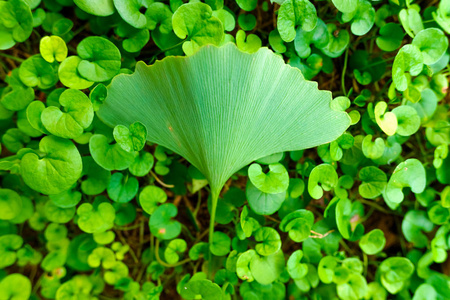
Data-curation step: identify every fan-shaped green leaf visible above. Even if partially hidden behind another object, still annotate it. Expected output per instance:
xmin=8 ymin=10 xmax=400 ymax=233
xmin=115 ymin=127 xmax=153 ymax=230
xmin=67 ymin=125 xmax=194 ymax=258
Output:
xmin=98 ymin=44 xmax=350 ymax=198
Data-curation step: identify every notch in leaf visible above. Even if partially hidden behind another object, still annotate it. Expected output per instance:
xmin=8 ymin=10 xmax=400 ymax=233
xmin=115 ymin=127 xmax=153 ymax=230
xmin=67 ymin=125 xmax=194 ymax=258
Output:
xmin=97 ymin=43 xmax=350 ymax=270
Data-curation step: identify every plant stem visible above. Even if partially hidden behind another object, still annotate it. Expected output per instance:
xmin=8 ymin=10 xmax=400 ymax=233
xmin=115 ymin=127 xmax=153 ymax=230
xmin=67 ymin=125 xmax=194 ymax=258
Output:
xmin=341 ymin=48 xmax=349 ymax=96
xmin=208 ymin=187 xmax=220 ymax=278
xmin=0 ymin=52 xmax=24 ymax=63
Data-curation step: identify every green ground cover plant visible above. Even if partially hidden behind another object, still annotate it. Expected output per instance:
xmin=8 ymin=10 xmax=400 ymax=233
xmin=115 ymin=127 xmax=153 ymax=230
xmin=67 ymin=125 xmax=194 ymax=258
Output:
xmin=0 ymin=0 xmax=449 ymax=299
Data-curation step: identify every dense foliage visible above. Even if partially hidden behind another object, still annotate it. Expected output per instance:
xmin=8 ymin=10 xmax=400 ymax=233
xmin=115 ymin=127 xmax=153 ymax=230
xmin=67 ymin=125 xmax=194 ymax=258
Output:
xmin=0 ymin=0 xmax=450 ymax=299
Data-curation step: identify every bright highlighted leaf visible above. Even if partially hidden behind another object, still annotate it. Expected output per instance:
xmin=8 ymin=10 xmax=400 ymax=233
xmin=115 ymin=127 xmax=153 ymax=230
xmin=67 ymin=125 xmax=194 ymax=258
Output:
xmin=236 ymin=30 xmax=262 ymax=53
xmin=384 ymin=159 xmax=426 ymax=205
xmin=359 ymin=229 xmax=386 ymax=255
xmin=40 ymin=35 xmax=68 ymax=63
xmin=41 ymin=89 xmax=94 ymax=139
xmin=97 ymin=44 xmax=350 ymax=198
xmin=113 ymin=121 xmax=147 ymax=153
xmin=77 ymin=197 xmax=115 ymax=233
xmin=21 ymin=136 xmax=82 ymax=195
xmin=149 ymin=203 xmax=181 ymax=240
xmin=308 ymin=164 xmax=338 ymax=199
xmin=277 ymin=0 xmax=317 ymax=42
xmin=374 ymin=101 xmax=398 ymax=136
xmin=77 ymin=36 xmax=121 ymax=82
xmin=172 ymin=3 xmax=224 ymax=55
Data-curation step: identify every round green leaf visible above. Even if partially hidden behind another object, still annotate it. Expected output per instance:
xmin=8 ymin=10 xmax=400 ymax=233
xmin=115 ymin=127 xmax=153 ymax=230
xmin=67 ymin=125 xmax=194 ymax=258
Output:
xmin=74 ymin=0 xmax=115 ymax=16
xmin=89 ymin=134 xmax=136 ymax=171
xmin=58 ymin=56 xmax=94 ymax=89
xmin=139 ymin=185 xmax=167 ymax=215
xmin=107 ymin=172 xmax=139 ymax=203
xmin=246 ymin=180 xmax=286 ymax=216
xmin=358 ymin=166 xmax=387 ymax=199
xmin=19 ymin=55 xmax=58 ymax=89
xmin=77 ymin=197 xmax=115 ymax=233
xmin=412 ymin=28 xmax=448 ymax=65
xmin=359 ymin=229 xmax=386 ymax=255
xmin=77 ymin=36 xmax=121 ymax=82
xmin=172 ymin=3 xmax=224 ymax=55
xmin=0 ymin=189 xmax=22 ymax=220
xmin=210 ymin=231 xmax=231 ymax=256
xmin=149 ymin=203 xmax=181 ymax=240
xmin=392 ymin=105 xmax=421 ymax=136
xmin=21 ymin=136 xmax=82 ymax=195
xmin=41 ymin=89 xmax=94 ymax=139
xmin=254 ymin=227 xmax=281 ymax=256
xmin=40 ymin=35 xmax=68 ymax=63
xmin=0 ymin=274 xmax=31 ymax=300
xmin=250 ymin=250 xmax=285 ymax=285
xmin=248 ymin=163 xmax=289 ymax=194
xmin=308 ymin=164 xmax=338 ymax=199
xmin=113 ymin=121 xmax=147 ymax=152
xmin=385 ymin=159 xmax=426 ymax=205
xmin=113 ymin=0 xmax=152 ymax=29
xmin=164 ymin=238 xmax=187 ymax=264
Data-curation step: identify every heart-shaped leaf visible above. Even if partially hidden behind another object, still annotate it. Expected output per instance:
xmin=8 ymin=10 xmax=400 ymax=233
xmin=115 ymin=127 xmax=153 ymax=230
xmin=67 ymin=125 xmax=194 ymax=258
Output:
xmin=41 ymin=89 xmax=94 ymax=139
xmin=113 ymin=121 xmax=147 ymax=152
xmin=374 ymin=101 xmax=398 ymax=136
xmin=21 ymin=136 xmax=82 ymax=195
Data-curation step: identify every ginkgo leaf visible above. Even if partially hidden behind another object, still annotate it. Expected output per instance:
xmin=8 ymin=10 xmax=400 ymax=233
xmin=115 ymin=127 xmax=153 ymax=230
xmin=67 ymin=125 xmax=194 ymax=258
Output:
xmin=97 ymin=44 xmax=350 ymax=251
xmin=98 ymin=44 xmax=350 ymax=197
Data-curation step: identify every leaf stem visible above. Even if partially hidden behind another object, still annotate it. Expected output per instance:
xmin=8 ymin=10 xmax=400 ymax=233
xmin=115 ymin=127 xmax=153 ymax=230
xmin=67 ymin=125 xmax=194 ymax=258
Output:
xmin=150 ymin=170 xmax=174 ymax=188
xmin=341 ymin=48 xmax=349 ymax=96
xmin=208 ymin=187 xmax=220 ymax=278
xmin=0 ymin=52 xmax=24 ymax=63
xmin=154 ymin=239 xmax=192 ymax=268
